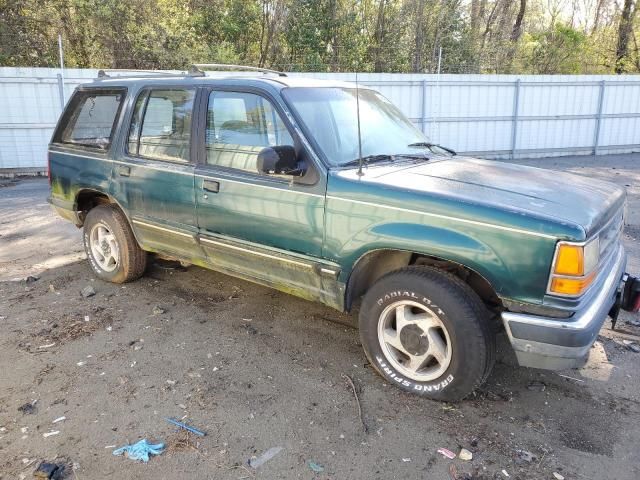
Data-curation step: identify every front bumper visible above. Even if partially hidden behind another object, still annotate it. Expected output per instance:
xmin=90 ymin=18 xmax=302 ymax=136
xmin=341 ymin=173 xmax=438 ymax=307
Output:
xmin=501 ymin=245 xmax=627 ymax=370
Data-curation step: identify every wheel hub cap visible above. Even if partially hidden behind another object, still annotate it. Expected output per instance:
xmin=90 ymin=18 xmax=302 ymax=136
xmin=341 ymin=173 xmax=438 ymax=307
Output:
xmin=377 ymin=300 xmax=452 ymax=382
xmin=89 ymin=223 xmax=119 ymax=273
xmin=399 ymin=324 xmax=429 ymax=356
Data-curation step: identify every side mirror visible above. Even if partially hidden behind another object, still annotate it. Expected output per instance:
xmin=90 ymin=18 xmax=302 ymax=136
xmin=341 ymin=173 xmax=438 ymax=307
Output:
xmin=257 ymin=145 xmax=303 ymax=176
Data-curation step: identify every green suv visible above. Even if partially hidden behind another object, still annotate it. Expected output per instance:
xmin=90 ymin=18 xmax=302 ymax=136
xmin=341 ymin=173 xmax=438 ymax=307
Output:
xmin=48 ymin=67 xmax=639 ymax=401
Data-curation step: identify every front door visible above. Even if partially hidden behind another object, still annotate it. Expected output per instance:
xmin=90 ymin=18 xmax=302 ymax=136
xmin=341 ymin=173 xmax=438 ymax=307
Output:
xmin=194 ymin=89 xmax=340 ymax=306
xmin=111 ymin=87 xmax=201 ymax=260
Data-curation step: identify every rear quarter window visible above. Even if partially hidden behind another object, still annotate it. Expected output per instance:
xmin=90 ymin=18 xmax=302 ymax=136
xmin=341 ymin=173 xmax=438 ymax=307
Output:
xmin=53 ymin=88 xmax=126 ymax=150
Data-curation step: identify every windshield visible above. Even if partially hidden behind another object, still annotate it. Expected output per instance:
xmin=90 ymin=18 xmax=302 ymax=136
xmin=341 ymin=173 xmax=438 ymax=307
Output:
xmin=282 ymin=87 xmax=429 ymax=166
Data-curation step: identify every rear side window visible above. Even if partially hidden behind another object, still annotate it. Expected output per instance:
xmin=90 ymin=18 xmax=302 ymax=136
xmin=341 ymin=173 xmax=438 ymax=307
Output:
xmin=127 ymin=88 xmax=195 ymax=163
xmin=55 ymin=89 xmax=125 ymax=150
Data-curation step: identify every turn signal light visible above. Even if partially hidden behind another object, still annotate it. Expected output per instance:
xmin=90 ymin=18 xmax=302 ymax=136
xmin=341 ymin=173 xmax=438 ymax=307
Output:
xmin=554 ymin=244 xmax=584 ymax=275
xmin=550 ymin=271 xmax=596 ymax=296
xmin=548 ymin=239 xmax=600 ymax=297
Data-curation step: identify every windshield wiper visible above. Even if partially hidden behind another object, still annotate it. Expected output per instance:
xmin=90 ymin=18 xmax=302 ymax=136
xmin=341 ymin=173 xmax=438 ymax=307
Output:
xmin=339 ymin=154 xmax=396 ymax=168
xmin=408 ymin=142 xmax=457 ymax=156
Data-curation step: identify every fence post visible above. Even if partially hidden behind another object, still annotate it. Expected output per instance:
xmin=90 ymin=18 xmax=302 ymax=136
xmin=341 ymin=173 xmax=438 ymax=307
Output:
xmin=510 ymin=79 xmax=521 ymax=160
xmin=593 ymin=80 xmax=605 ymax=156
xmin=56 ymin=73 xmax=65 ymax=111
xmin=421 ymin=79 xmax=428 ymax=135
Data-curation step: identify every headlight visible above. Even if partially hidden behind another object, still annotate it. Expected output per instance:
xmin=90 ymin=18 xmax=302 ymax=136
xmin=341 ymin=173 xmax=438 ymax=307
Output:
xmin=548 ymin=237 xmax=600 ymax=297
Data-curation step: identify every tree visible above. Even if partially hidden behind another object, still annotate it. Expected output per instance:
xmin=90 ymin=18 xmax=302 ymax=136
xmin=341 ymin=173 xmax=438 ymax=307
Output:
xmin=615 ymin=0 xmax=637 ymax=73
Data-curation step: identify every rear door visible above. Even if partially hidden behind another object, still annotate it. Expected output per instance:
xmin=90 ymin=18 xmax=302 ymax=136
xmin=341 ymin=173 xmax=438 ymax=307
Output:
xmin=194 ymin=88 xmax=341 ymax=307
xmin=111 ymin=87 xmax=201 ymax=260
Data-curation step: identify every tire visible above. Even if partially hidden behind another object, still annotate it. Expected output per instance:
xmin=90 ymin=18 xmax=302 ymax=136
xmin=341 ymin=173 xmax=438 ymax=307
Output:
xmin=82 ymin=204 xmax=147 ymax=283
xmin=359 ymin=266 xmax=495 ymax=402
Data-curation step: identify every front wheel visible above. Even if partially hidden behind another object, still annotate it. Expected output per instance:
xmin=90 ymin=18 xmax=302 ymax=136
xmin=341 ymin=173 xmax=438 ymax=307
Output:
xmin=83 ymin=205 xmax=147 ymax=283
xmin=359 ymin=266 xmax=495 ymax=401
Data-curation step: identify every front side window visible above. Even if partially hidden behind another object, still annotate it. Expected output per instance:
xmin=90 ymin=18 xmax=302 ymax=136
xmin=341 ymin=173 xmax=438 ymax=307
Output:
xmin=282 ymin=87 xmax=427 ymax=166
xmin=56 ymin=89 xmax=125 ymax=150
xmin=128 ymin=88 xmax=195 ymax=163
xmin=206 ymin=91 xmax=294 ymax=172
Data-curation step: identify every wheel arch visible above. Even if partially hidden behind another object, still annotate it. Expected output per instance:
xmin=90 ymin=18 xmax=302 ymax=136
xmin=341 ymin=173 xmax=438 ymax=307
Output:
xmin=345 ymin=248 xmax=503 ymax=312
xmin=74 ymin=188 xmax=130 ymax=227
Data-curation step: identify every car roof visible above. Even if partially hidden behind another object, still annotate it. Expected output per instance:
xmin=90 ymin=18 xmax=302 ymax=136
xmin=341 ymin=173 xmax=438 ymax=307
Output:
xmin=85 ymin=74 xmax=359 ymax=91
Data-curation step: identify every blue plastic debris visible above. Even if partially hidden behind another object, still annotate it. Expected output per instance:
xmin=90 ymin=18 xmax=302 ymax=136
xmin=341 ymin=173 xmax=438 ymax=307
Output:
xmin=165 ymin=417 xmax=206 ymax=436
xmin=308 ymin=461 xmax=324 ymax=473
xmin=113 ymin=439 xmax=165 ymax=462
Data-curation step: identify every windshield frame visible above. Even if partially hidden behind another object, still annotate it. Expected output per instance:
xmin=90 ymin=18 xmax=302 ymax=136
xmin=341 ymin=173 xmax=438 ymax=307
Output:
xmin=281 ymin=86 xmax=431 ymax=169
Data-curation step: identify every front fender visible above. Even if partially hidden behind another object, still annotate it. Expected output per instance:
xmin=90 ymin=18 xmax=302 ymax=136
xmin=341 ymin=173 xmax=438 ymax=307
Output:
xmin=327 ymin=220 xmax=555 ymax=305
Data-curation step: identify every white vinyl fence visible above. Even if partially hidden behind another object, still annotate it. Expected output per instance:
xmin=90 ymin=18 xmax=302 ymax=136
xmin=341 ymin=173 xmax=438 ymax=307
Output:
xmin=2 ymin=67 xmax=640 ymax=171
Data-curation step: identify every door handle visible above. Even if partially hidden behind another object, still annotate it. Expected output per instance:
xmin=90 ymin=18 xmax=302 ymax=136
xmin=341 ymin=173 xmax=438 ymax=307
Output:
xmin=117 ymin=165 xmax=131 ymax=177
xmin=203 ymin=180 xmax=220 ymax=193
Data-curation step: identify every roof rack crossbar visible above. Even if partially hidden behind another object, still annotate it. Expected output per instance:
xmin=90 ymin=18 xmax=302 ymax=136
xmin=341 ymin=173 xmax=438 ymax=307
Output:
xmin=190 ymin=63 xmax=287 ymax=77
xmin=97 ymin=69 xmax=205 ymax=79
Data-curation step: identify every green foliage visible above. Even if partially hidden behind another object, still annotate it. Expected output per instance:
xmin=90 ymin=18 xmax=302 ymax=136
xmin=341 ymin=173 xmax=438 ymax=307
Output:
xmin=520 ymin=23 xmax=589 ymax=74
xmin=0 ymin=0 xmax=638 ymax=73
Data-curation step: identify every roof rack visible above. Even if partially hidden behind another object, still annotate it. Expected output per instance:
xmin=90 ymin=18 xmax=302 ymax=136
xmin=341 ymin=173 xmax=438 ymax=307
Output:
xmin=190 ymin=63 xmax=287 ymax=77
xmin=97 ymin=69 xmax=204 ymax=79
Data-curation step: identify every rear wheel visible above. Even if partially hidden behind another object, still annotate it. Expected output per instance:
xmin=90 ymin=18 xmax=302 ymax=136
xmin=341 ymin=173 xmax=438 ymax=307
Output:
xmin=83 ymin=205 xmax=147 ymax=283
xmin=359 ymin=266 xmax=495 ymax=401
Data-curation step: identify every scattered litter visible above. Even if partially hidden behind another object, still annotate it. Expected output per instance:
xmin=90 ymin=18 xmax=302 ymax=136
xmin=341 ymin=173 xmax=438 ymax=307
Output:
xmin=106 ymin=325 xmax=112 ymax=332
xmin=166 ymin=380 xmax=177 ymax=385
xmin=248 ymin=446 xmax=283 ymax=469
xmin=21 ymin=427 xmax=29 ymax=433
xmin=628 ymin=343 xmax=640 ymax=353
xmin=18 ymin=402 xmax=37 ymax=415
xmin=37 ymin=343 xmax=56 ymax=349
xmin=48 ymin=284 xmax=56 ymax=293
xmin=84 ymin=315 xmax=90 ymax=322
xmin=437 ymin=448 xmax=456 ymax=459
xmin=113 ymin=439 xmax=165 ymax=462
xmin=165 ymin=418 xmax=206 ymax=437
xmin=458 ymin=448 xmax=473 ymax=461
xmin=308 ymin=461 xmax=324 ymax=473
xmin=52 ymin=416 xmax=66 ymax=424
xmin=104 ymin=445 xmax=117 ymax=449
xmin=515 ymin=449 xmax=536 ymax=463
xmin=42 ymin=431 xmax=60 ymax=438
xmin=502 ymin=469 xmax=510 ymax=477
xmin=627 ymin=318 xmax=640 ymax=327
xmin=553 ymin=473 xmax=565 ymax=480
xmin=152 ymin=306 xmax=166 ymax=315
xmin=25 ymin=275 xmax=39 ymax=284
xmin=81 ymin=286 xmax=96 ymax=298
xmin=76 ymin=361 xmax=85 ymax=367
xmin=34 ymin=461 xmax=65 ymax=479
xmin=557 ymin=374 xmax=584 ymax=383
xmin=527 ymin=381 xmax=546 ymax=392
xmin=401 ymin=457 xmax=411 ymax=462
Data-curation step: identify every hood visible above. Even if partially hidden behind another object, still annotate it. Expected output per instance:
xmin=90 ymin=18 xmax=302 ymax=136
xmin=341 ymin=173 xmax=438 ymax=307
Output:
xmin=335 ymin=157 xmax=626 ymax=238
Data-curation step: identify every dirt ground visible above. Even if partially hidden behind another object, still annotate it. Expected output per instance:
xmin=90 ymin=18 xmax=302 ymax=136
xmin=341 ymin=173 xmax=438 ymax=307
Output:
xmin=1 ymin=155 xmax=640 ymax=480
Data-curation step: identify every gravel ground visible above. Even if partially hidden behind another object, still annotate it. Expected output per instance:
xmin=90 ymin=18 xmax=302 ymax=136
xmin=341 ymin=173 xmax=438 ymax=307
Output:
xmin=1 ymin=155 xmax=640 ymax=480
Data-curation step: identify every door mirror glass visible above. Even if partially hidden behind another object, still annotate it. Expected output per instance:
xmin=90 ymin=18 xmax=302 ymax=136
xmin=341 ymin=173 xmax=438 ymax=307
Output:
xmin=257 ymin=145 xmax=303 ymax=176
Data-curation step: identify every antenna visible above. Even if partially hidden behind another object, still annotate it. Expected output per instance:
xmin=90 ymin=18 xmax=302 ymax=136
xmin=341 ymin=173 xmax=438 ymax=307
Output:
xmin=355 ymin=70 xmax=364 ymax=177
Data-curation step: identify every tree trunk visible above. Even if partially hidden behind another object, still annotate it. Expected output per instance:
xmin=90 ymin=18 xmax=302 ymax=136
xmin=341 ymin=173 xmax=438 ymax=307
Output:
xmin=615 ymin=0 xmax=637 ymax=73
xmin=412 ymin=0 xmax=426 ymax=72
xmin=373 ymin=0 xmax=387 ymax=72
xmin=592 ymin=0 xmax=606 ymax=34
xmin=510 ymin=0 xmax=526 ymax=42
